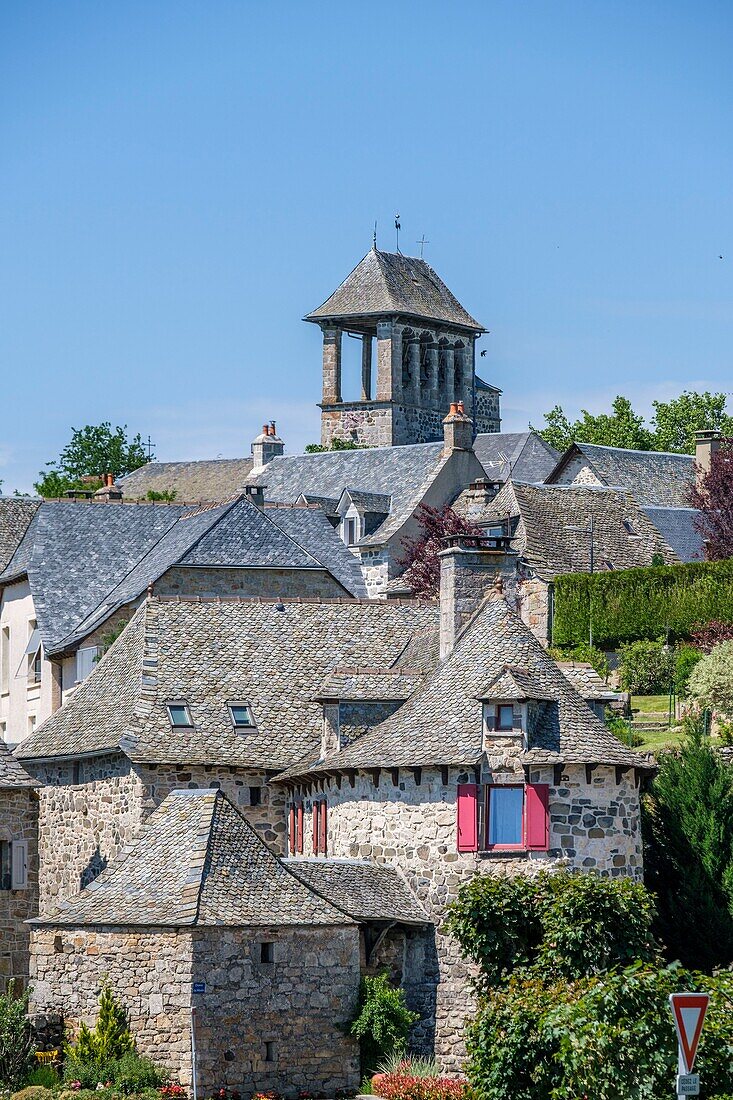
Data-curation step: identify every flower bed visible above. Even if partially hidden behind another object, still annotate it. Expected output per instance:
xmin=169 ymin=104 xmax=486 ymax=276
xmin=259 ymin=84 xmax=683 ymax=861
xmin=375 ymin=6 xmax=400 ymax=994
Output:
xmin=371 ymin=1072 xmax=468 ymax=1100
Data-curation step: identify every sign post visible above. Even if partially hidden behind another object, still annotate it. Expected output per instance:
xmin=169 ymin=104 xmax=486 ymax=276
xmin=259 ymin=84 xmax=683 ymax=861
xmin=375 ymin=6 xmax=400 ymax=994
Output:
xmin=191 ymin=982 xmax=205 ymax=1100
xmin=669 ymin=993 xmax=709 ymax=1098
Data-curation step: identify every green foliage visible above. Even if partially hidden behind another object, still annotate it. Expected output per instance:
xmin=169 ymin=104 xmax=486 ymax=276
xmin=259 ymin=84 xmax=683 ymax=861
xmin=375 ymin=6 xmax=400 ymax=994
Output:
xmin=643 ymin=723 xmax=733 ymax=969
xmin=66 ymin=986 xmax=134 ymax=1070
xmin=552 ymin=558 xmax=733 ymax=648
xmin=349 ymin=972 xmax=419 ymax=1075
xmin=688 ymin=641 xmax=733 ymax=720
xmin=9 ymin=1087 xmax=54 ymax=1100
xmin=62 ymin=1052 xmax=167 ymax=1093
xmin=446 ymin=871 xmax=657 ymax=988
xmin=304 ymin=437 xmax=366 ymax=452
xmin=145 ymin=489 xmax=177 ymax=502
xmin=0 ymin=982 xmax=34 ymax=1089
xmin=23 ymin=1067 xmax=58 ymax=1089
xmin=619 ymin=639 xmax=674 ymax=694
xmin=532 ymin=390 xmax=733 ymax=454
xmin=606 ymin=714 xmax=642 ymax=747
xmin=376 ymin=1053 xmax=440 ymax=1078
xmin=547 ymin=642 xmax=609 ymax=679
xmin=35 ymin=423 xmax=150 ymax=497
xmin=674 ymin=644 xmax=703 ymax=696
xmin=95 ymin=621 xmax=131 ymax=661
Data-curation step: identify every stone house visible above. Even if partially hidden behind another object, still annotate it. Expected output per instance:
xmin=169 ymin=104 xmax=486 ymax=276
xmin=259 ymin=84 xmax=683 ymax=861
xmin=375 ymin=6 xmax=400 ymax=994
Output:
xmin=0 ymin=495 xmax=365 ymax=748
xmin=0 ymin=740 xmax=38 ymax=992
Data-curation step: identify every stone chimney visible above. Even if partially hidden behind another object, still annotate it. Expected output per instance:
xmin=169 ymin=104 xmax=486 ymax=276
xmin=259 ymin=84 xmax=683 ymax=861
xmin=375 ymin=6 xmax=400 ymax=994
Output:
xmin=93 ymin=473 xmax=123 ymax=502
xmin=243 ymin=484 xmax=265 ymax=508
xmin=694 ymin=429 xmax=721 ymax=483
xmin=442 ymin=401 xmax=473 ymax=454
xmin=439 ymin=534 xmax=518 ymax=659
xmin=251 ymin=422 xmax=284 ymax=471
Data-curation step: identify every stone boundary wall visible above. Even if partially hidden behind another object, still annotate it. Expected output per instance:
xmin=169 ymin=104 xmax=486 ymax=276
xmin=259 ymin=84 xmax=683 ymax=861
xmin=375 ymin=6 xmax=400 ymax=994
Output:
xmin=156 ymin=566 xmax=348 ymax=601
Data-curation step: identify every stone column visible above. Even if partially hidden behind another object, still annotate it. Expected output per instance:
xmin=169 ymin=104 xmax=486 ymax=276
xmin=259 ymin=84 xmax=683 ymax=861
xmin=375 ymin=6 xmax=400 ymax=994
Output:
xmin=407 ymin=334 xmax=421 ymax=407
xmin=321 ymin=326 xmax=342 ymax=403
xmin=50 ymin=659 xmax=62 ymax=713
xmin=377 ymin=320 xmax=402 ymax=401
xmin=427 ymin=336 xmax=440 ymax=406
xmin=443 ymin=345 xmax=455 ymax=406
xmin=361 ymin=335 xmax=372 ymax=401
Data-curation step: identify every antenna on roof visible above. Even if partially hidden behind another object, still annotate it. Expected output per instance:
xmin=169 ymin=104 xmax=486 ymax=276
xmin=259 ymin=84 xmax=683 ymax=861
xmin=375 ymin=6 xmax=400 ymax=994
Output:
xmin=395 ymin=213 xmax=401 ymax=253
xmin=417 ymin=234 xmax=429 ymax=258
xmin=373 ymin=221 xmax=377 ymax=249
xmin=145 ymin=435 xmax=156 ymax=462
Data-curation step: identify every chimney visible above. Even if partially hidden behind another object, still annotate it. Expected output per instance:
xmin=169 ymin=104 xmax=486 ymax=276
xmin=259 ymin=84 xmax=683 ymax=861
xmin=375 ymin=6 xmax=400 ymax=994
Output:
xmin=251 ymin=421 xmax=285 ymax=471
xmin=243 ymin=484 xmax=265 ymax=508
xmin=439 ymin=534 xmax=517 ymax=659
xmin=93 ymin=474 xmax=123 ymax=502
xmin=694 ymin=429 xmax=721 ymax=484
xmin=443 ymin=400 xmax=473 ymax=454
xmin=321 ymin=701 xmax=340 ymax=758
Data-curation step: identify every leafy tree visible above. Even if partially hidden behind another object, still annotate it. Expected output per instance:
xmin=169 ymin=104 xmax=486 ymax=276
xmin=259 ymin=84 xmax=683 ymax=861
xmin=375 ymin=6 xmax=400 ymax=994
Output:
xmin=652 ymin=391 xmax=733 ymax=453
xmin=687 ymin=640 xmax=733 ymax=721
xmin=145 ymin=489 xmax=177 ymax=502
xmin=642 ymin=723 xmax=733 ymax=969
xmin=397 ymin=504 xmax=483 ymax=597
xmin=34 ymin=423 xmax=151 ymax=498
xmin=688 ymin=436 xmax=733 ymax=560
xmin=0 ymin=981 xmax=34 ymax=1088
xmin=304 ymin=437 xmax=366 ymax=453
xmin=66 ymin=984 xmax=134 ymax=1066
xmin=618 ymin=638 xmax=674 ymax=694
xmin=349 ymin=972 xmax=419 ymax=1075
xmin=533 ymin=390 xmax=732 ymax=455
xmin=692 ymin=619 xmax=733 ymax=651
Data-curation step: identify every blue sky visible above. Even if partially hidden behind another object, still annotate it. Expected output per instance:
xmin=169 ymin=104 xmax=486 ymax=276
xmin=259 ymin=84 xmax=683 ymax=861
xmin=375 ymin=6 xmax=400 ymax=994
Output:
xmin=1 ymin=1 xmax=732 ymax=492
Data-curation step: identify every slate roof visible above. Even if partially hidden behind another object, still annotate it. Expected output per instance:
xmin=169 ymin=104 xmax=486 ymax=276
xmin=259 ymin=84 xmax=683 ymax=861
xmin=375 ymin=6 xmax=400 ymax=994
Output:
xmin=479 ymin=482 xmax=678 ymax=578
xmin=547 ymin=443 xmax=695 ymax=507
xmin=286 ymin=859 xmax=429 ymax=924
xmin=34 ymin=789 xmax=352 ymax=928
xmin=277 ymin=594 xmax=650 ymax=778
xmin=473 ymin=432 xmax=559 ymax=484
xmin=1 ymin=498 xmax=364 ymax=655
xmin=305 ymin=248 xmax=485 ymax=331
xmin=642 ymin=507 xmax=704 ymax=563
xmin=18 ymin=596 xmax=438 ymax=766
xmin=0 ymin=499 xmax=40 ymax=573
xmin=0 ymin=741 xmax=38 ymax=788
xmin=477 ymin=666 xmax=555 ymax=701
xmin=118 ymin=458 xmax=254 ymax=501
xmin=313 ymin=668 xmax=423 ymax=702
xmin=557 ymin=662 xmax=620 ymax=702
xmin=264 ymin=505 xmax=367 ymax=597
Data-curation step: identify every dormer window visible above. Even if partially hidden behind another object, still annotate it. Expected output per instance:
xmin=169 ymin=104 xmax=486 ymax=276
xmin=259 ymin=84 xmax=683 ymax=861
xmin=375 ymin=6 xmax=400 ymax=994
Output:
xmin=496 ymin=704 xmax=515 ymax=730
xmin=167 ymin=703 xmax=192 ymax=727
xmin=344 ymin=517 xmax=359 ymax=546
xmin=229 ymin=703 xmax=255 ymax=729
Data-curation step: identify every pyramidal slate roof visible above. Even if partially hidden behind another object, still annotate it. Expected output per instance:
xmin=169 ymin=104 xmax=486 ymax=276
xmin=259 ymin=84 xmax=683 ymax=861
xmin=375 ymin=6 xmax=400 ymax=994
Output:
xmin=305 ymin=248 xmax=485 ymax=331
xmin=0 ymin=499 xmax=40 ymax=573
xmin=286 ymin=859 xmax=428 ymax=925
xmin=0 ymin=740 xmax=38 ymax=788
xmin=473 ymin=432 xmax=559 ymax=484
xmin=34 ymin=789 xmax=352 ymax=928
xmin=277 ymin=594 xmax=650 ymax=778
xmin=548 ymin=443 xmax=695 ymax=507
xmin=18 ymin=595 xmax=438 ymax=766
xmin=118 ymin=458 xmax=255 ymax=501
xmin=480 ymin=481 xmax=678 ymax=578
xmin=264 ymin=505 xmax=367 ymax=597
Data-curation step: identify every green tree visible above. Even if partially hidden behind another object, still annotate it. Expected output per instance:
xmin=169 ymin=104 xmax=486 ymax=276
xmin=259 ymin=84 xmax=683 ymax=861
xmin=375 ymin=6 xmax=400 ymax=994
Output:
xmin=34 ymin=423 xmax=150 ymax=497
xmin=652 ymin=390 xmax=733 ymax=453
xmin=304 ymin=437 xmax=366 ymax=453
xmin=688 ymin=640 xmax=733 ymax=720
xmin=67 ymin=984 xmax=134 ymax=1066
xmin=349 ymin=972 xmax=419 ymax=1075
xmin=0 ymin=981 xmax=33 ymax=1088
xmin=642 ymin=723 xmax=733 ymax=969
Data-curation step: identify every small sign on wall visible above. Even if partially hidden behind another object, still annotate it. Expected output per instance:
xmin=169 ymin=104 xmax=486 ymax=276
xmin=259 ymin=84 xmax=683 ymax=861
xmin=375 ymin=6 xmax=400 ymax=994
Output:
xmin=192 ymin=981 xmax=206 ymax=995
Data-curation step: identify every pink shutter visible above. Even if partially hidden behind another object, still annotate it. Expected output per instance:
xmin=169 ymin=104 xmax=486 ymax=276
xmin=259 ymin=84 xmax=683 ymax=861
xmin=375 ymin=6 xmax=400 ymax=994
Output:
xmin=297 ymin=805 xmax=303 ymax=853
xmin=525 ymin=784 xmax=550 ymax=850
xmin=320 ymin=801 xmax=328 ymax=856
xmin=313 ymin=802 xmax=319 ymax=854
xmin=457 ymin=784 xmax=478 ymax=852
xmin=289 ymin=805 xmax=296 ymax=855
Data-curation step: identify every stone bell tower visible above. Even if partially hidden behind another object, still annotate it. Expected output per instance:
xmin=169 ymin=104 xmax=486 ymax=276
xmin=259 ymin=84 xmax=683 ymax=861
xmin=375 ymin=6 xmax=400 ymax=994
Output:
xmin=305 ymin=248 xmax=501 ymax=448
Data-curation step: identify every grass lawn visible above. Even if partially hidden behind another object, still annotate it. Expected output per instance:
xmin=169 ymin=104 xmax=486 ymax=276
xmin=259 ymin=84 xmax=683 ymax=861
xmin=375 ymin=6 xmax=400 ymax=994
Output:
xmin=635 ymin=725 xmax=685 ymax=754
xmin=628 ymin=694 xmax=683 ymax=753
xmin=630 ymin=694 xmax=673 ymax=715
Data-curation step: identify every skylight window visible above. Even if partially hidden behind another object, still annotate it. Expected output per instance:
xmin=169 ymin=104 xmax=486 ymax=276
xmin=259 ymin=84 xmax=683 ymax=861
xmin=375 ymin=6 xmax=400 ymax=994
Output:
xmin=167 ymin=703 xmax=193 ymax=728
xmin=229 ymin=703 xmax=255 ymax=729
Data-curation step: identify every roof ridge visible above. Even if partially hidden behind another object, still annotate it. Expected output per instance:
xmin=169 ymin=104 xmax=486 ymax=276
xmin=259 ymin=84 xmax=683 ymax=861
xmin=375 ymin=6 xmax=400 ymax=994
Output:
xmin=150 ymin=593 xmax=435 ymax=607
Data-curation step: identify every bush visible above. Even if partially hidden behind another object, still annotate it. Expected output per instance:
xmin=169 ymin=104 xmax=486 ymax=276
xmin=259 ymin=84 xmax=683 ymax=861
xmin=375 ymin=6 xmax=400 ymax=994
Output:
xmin=0 ymin=981 xmax=34 ymax=1089
xmin=606 ymin=714 xmax=642 ymax=747
xmin=371 ymin=1072 xmax=466 ymax=1100
xmin=688 ymin=641 xmax=733 ymax=721
xmin=548 ymin=642 xmax=609 ymax=680
xmin=445 ymin=870 xmax=657 ymax=987
xmin=9 ymin=1089 xmax=54 ymax=1100
xmin=376 ymin=1055 xmax=440 ymax=1078
xmin=619 ymin=639 xmax=674 ymax=694
xmin=65 ymin=985 xmax=133 ymax=1070
xmin=552 ymin=558 xmax=733 ymax=648
xmin=674 ymin=644 xmax=703 ymax=697
xmin=24 ymin=1066 xmax=59 ymax=1089
xmin=349 ymin=973 xmax=420 ymax=1076
xmin=110 ymin=1053 xmax=168 ymax=1094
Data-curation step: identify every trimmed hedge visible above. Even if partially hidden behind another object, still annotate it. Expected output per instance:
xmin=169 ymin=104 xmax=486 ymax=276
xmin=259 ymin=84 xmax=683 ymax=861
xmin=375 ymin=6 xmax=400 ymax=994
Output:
xmin=552 ymin=559 xmax=733 ymax=648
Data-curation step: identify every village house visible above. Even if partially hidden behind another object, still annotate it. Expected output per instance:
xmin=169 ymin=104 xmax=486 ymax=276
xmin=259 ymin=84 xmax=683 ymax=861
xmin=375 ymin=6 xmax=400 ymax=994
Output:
xmin=0 ymin=740 xmax=38 ymax=994
xmin=0 ymin=495 xmax=365 ymax=748
xmin=22 ymin=538 xmax=650 ymax=1088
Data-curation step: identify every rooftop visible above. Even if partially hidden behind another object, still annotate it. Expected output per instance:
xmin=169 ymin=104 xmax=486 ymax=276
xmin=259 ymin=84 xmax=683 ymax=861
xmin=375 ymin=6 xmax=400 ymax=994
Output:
xmin=117 ymin=458 xmax=254 ymax=501
xmin=548 ymin=442 xmax=695 ymax=507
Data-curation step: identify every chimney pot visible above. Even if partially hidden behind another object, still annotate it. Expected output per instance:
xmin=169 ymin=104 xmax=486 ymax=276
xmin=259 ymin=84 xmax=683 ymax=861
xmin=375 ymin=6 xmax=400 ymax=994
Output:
xmin=270 ymin=421 xmax=277 ymax=436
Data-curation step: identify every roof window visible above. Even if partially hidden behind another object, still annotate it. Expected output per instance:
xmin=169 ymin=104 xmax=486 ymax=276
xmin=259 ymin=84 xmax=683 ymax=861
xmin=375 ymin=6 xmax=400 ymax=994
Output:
xmin=229 ymin=703 xmax=255 ymax=729
xmin=166 ymin=703 xmax=193 ymax=728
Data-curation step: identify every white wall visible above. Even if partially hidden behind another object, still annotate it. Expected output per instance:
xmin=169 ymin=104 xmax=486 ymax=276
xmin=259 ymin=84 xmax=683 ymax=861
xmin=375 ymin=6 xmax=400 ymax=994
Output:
xmin=0 ymin=580 xmax=50 ymax=747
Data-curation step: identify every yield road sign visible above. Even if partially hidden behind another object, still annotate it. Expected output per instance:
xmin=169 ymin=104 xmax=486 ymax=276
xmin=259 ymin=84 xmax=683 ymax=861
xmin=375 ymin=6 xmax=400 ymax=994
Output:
xmin=669 ymin=993 xmax=709 ymax=1073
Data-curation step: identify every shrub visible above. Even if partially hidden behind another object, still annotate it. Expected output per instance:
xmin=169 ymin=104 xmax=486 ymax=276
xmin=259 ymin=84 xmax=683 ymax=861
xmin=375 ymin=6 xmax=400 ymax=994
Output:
xmin=65 ymin=985 xmax=133 ymax=1069
xmin=552 ymin=558 xmax=733 ymax=648
xmin=692 ymin=619 xmax=733 ymax=652
xmin=396 ymin=504 xmax=483 ymax=597
xmin=674 ymin=644 xmax=703 ymax=696
xmin=24 ymin=1066 xmax=59 ymax=1089
xmin=376 ymin=1055 xmax=440 ymax=1079
xmin=606 ymin=714 xmax=642 ymax=747
xmin=548 ymin=642 xmax=609 ymax=680
xmin=642 ymin=722 xmax=733 ymax=969
xmin=9 ymin=1088 xmax=54 ymax=1100
xmin=111 ymin=1053 xmax=168 ymax=1094
xmin=619 ymin=639 xmax=674 ymax=694
xmin=445 ymin=870 xmax=657 ymax=988
xmin=688 ymin=641 xmax=733 ymax=721
xmin=349 ymin=973 xmax=420 ymax=1075
xmin=0 ymin=982 xmax=34 ymax=1089
xmin=372 ymin=1073 xmax=466 ymax=1100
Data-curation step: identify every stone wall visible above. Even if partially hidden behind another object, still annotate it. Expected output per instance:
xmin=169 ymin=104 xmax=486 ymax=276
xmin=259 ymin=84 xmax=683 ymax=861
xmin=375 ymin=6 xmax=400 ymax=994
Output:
xmin=517 ymin=574 xmax=551 ymax=645
xmin=30 ymin=924 xmax=361 ymax=1099
xmin=474 ymin=387 xmax=501 ymax=434
xmin=286 ymin=762 xmax=643 ymax=1069
xmin=358 ymin=546 xmax=392 ymax=598
xmin=550 ymin=454 xmax=602 ymax=487
xmin=156 ymin=566 xmax=348 ymax=600
xmin=0 ymin=789 xmax=39 ymax=991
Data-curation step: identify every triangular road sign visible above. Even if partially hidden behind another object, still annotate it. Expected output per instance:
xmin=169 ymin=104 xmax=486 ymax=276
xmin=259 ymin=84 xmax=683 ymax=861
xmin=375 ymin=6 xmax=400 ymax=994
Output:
xmin=669 ymin=993 xmax=709 ymax=1072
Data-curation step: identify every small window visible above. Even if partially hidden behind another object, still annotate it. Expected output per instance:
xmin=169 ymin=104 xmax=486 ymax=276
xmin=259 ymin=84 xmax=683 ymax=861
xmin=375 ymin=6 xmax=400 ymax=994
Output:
xmin=0 ymin=841 xmax=10 ymax=890
xmin=344 ymin=517 xmax=358 ymax=545
xmin=166 ymin=703 xmax=192 ymax=727
xmin=486 ymin=786 xmax=524 ymax=849
xmin=229 ymin=703 xmax=255 ymax=729
xmin=260 ymin=941 xmax=274 ymax=963
xmin=249 ymin=786 xmax=262 ymax=807
xmin=24 ymin=624 xmax=42 ymax=685
xmin=496 ymin=704 xmax=515 ymax=730
xmin=264 ymin=1041 xmax=275 ymax=1063
xmin=0 ymin=841 xmax=28 ymax=890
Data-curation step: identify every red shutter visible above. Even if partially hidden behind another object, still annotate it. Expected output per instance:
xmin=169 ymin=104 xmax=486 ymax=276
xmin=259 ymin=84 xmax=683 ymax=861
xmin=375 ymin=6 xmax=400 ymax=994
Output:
xmin=296 ymin=804 xmax=303 ymax=854
xmin=457 ymin=784 xmax=478 ymax=851
xmin=319 ymin=801 xmax=328 ymax=856
xmin=525 ymin=784 xmax=550 ymax=850
xmin=288 ymin=805 xmax=296 ymax=855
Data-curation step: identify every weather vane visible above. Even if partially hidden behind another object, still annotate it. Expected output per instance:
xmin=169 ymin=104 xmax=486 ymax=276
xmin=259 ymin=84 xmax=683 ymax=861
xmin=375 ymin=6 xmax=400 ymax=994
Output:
xmin=395 ymin=213 xmax=401 ymax=252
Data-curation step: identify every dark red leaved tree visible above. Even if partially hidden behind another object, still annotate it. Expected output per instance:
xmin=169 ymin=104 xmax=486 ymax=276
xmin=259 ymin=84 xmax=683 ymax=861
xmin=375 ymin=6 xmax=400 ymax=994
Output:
xmin=689 ymin=438 xmax=733 ymax=561
xmin=691 ymin=620 xmax=733 ymax=652
xmin=396 ymin=504 xmax=483 ymax=597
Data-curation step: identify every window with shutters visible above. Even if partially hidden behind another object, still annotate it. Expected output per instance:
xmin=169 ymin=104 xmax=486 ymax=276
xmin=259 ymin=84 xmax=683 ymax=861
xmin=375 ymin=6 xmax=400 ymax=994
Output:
xmin=456 ymin=783 xmax=549 ymax=853
xmin=312 ymin=800 xmax=328 ymax=856
xmin=0 ymin=840 xmax=29 ymax=890
xmin=289 ymin=803 xmax=305 ymax=854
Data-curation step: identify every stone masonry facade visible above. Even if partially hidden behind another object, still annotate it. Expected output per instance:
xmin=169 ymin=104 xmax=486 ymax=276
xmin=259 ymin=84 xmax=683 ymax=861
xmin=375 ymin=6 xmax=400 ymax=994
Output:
xmin=0 ymin=788 xmax=38 ymax=992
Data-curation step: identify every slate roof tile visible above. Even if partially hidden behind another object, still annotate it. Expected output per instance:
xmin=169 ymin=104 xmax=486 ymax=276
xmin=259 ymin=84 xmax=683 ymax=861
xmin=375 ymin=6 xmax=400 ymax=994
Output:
xmin=557 ymin=662 xmax=620 ymax=702
xmin=286 ymin=859 xmax=429 ymax=924
xmin=34 ymin=789 xmax=351 ymax=927
xmin=548 ymin=443 xmax=695 ymax=507
xmin=0 ymin=499 xmax=40 ymax=574
xmin=118 ymin=459 xmax=254 ymax=501
xmin=264 ymin=505 xmax=367 ymax=597
xmin=642 ymin=507 xmax=704 ymax=563
xmin=0 ymin=741 xmax=38 ymax=788
xmin=472 ymin=433 xmax=559 ymax=484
